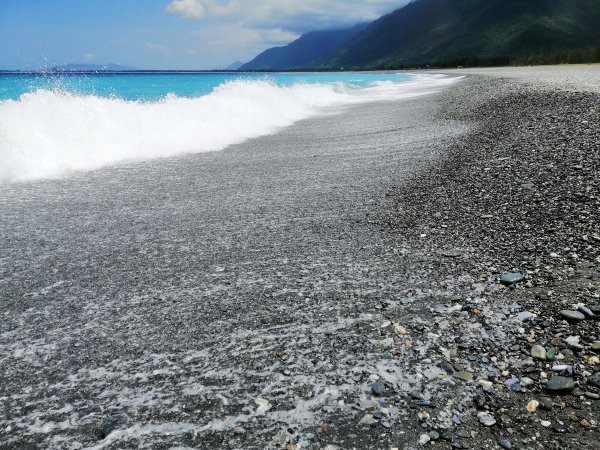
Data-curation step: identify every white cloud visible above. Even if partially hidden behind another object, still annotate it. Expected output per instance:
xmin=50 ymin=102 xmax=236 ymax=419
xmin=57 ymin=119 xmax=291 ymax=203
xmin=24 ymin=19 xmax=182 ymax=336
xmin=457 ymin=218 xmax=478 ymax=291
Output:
xmin=166 ymin=0 xmax=207 ymax=19
xmin=191 ymin=24 xmax=298 ymax=50
xmin=163 ymin=0 xmax=411 ymax=68
xmin=166 ymin=0 xmax=408 ymax=32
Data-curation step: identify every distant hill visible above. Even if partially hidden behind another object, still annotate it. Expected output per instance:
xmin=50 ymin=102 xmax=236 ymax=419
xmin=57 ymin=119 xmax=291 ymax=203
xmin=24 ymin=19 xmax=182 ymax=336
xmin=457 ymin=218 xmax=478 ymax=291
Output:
xmin=239 ymin=24 xmax=367 ymax=71
xmin=224 ymin=61 xmax=244 ymax=71
xmin=319 ymin=0 xmax=600 ymax=68
xmin=50 ymin=64 xmax=138 ymax=72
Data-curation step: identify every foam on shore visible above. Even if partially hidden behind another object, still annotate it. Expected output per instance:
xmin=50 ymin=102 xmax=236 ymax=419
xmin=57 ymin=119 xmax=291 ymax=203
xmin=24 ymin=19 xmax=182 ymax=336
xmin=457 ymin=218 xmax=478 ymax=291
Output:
xmin=0 ymin=75 xmax=459 ymax=182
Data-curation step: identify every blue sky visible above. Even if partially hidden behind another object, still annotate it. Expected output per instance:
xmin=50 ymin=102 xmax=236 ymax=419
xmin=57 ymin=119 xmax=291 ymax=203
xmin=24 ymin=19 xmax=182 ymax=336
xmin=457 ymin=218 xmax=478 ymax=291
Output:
xmin=0 ymin=0 xmax=409 ymax=70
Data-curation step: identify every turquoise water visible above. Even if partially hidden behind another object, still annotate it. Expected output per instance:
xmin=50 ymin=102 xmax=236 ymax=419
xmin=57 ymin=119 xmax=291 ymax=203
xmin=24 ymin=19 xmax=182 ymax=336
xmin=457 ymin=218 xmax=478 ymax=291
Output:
xmin=0 ymin=72 xmax=412 ymax=101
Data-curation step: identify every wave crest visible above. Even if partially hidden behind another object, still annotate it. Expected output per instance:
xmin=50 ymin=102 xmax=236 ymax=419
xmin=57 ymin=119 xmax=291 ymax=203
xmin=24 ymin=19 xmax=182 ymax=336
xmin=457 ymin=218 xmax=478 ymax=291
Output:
xmin=0 ymin=75 xmax=458 ymax=182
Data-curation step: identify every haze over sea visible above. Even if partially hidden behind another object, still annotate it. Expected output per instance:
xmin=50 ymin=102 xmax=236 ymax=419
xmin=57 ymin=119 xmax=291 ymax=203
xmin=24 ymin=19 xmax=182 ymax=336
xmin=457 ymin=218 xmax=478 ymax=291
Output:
xmin=0 ymin=72 xmax=457 ymax=183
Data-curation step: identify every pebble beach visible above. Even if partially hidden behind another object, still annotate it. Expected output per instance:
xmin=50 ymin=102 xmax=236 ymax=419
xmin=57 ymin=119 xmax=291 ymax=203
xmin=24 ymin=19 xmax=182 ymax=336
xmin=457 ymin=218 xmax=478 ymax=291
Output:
xmin=1 ymin=66 xmax=598 ymax=449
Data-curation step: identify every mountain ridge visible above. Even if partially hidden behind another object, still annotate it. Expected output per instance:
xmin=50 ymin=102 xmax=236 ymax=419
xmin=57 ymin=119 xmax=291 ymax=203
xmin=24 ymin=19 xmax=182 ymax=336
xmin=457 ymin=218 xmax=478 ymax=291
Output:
xmin=319 ymin=0 xmax=600 ymax=69
xmin=239 ymin=24 xmax=367 ymax=71
xmin=240 ymin=0 xmax=600 ymax=70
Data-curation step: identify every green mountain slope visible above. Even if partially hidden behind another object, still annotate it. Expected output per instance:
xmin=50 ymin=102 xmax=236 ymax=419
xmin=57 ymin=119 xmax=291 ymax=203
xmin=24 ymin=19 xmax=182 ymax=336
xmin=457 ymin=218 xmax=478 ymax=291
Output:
xmin=319 ymin=0 xmax=600 ymax=68
xmin=240 ymin=24 xmax=367 ymax=71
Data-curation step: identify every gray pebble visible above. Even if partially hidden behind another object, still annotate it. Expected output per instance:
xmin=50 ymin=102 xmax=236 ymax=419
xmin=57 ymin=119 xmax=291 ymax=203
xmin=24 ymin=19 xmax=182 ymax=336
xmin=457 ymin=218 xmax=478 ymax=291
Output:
xmin=500 ymin=272 xmax=525 ymax=285
xmin=559 ymin=310 xmax=585 ymax=322
xmin=546 ymin=376 xmax=575 ymax=393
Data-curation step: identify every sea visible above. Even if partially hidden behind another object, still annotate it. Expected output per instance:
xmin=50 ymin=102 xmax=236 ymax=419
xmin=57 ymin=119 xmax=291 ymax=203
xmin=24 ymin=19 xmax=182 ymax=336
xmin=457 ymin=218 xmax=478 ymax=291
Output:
xmin=0 ymin=72 xmax=457 ymax=183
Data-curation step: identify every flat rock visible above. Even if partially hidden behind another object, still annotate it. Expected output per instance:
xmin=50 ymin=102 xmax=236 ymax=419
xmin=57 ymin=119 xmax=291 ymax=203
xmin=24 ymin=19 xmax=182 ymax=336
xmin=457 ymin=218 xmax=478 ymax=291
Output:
xmin=577 ymin=304 xmax=595 ymax=319
xmin=359 ymin=414 xmax=377 ymax=426
xmin=453 ymin=371 xmax=473 ymax=382
xmin=559 ymin=310 xmax=585 ymax=322
xmin=546 ymin=376 xmax=575 ymax=393
xmin=517 ymin=311 xmax=535 ymax=322
xmin=477 ymin=412 xmax=496 ymax=426
xmin=500 ymin=272 xmax=525 ymax=286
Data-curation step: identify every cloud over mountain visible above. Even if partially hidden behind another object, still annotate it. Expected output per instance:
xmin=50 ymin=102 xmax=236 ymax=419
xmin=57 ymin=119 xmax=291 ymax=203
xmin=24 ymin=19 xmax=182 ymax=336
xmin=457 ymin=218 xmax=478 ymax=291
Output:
xmin=166 ymin=0 xmax=408 ymax=33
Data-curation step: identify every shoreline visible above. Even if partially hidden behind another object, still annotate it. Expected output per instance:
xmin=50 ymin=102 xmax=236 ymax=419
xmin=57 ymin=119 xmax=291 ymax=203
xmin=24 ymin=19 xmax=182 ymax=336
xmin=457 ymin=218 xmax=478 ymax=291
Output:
xmin=0 ymin=68 xmax=598 ymax=449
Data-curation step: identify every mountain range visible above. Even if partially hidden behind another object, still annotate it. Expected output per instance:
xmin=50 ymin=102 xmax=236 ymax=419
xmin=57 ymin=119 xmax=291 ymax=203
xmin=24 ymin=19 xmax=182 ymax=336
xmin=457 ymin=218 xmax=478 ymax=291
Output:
xmin=240 ymin=24 xmax=367 ymax=71
xmin=239 ymin=0 xmax=600 ymax=70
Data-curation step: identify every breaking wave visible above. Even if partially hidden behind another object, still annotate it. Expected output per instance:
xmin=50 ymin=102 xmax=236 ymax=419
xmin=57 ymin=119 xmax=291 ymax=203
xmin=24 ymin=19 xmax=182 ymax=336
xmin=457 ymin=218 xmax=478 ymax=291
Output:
xmin=0 ymin=74 xmax=459 ymax=182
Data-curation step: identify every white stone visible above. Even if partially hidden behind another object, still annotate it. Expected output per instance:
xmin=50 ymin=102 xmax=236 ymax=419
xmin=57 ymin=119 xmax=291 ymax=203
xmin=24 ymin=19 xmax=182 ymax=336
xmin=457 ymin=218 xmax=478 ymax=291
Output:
xmin=419 ymin=434 xmax=431 ymax=445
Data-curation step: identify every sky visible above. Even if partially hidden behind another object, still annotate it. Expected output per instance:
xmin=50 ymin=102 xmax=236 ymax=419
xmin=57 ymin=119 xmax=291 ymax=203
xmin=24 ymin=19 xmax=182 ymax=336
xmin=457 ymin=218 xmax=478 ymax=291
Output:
xmin=0 ymin=0 xmax=409 ymax=70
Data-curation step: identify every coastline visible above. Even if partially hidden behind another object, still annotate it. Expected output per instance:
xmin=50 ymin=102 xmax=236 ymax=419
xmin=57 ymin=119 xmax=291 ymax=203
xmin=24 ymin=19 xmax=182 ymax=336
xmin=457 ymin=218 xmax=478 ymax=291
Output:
xmin=0 ymin=68 xmax=598 ymax=449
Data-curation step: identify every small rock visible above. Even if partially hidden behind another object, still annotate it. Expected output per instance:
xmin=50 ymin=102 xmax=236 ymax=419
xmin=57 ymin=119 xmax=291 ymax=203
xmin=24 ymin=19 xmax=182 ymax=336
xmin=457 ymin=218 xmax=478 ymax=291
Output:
xmin=591 ymin=342 xmax=600 ymax=353
xmin=561 ymin=348 xmax=575 ymax=359
xmin=586 ymin=356 xmax=600 ymax=366
xmin=477 ymin=412 xmax=496 ymax=427
xmin=546 ymin=376 xmax=575 ymax=393
xmin=419 ymin=434 xmax=431 ymax=445
xmin=559 ymin=310 xmax=586 ymax=322
xmin=521 ymin=377 xmax=534 ymax=387
xmin=417 ymin=401 xmax=435 ymax=408
xmin=394 ymin=325 xmax=408 ymax=336
xmin=577 ymin=304 xmax=595 ymax=319
xmin=359 ymin=414 xmax=377 ymax=426
xmin=565 ymin=335 xmax=584 ymax=351
xmin=371 ymin=380 xmax=394 ymax=397
xmin=531 ymin=345 xmax=546 ymax=360
xmin=585 ymin=391 xmax=600 ymax=400
xmin=255 ymin=398 xmax=271 ymax=414
xmin=520 ymin=181 xmax=536 ymax=191
xmin=442 ymin=250 xmax=462 ymax=258
xmin=546 ymin=348 xmax=557 ymax=361
xmin=500 ymin=273 xmax=525 ymax=286
xmin=586 ymin=373 xmax=600 ymax=388
xmin=541 ymin=420 xmax=552 ymax=428
xmin=517 ymin=311 xmax=535 ymax=322
xmin=380 ymin=338 xmax=394 ymax=347
xmin=539 ymin=397 xmax=553 ymax=410
xmin=428 ymin=431 xmax=440 ymax=441
xmin=499 ymin=439 xmax=512 ymax=449
xmin=527 ymin=400 xmax=540 ymax=413
xmin=453 ymin=371 xmax=473 ymax=382
xmin=272 ymin=431 xmax=289 ymax=446
xmin=580 ymin=419 xmax=590 ymax=427
xmin=439 ymin=361 xmax=455 ymax=375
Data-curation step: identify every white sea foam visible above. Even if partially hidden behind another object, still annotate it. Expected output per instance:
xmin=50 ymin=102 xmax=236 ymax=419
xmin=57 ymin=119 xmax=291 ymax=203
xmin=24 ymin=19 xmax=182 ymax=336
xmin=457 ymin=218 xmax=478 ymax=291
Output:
xmin=0 ymin=74 xmax=459 ymax=182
